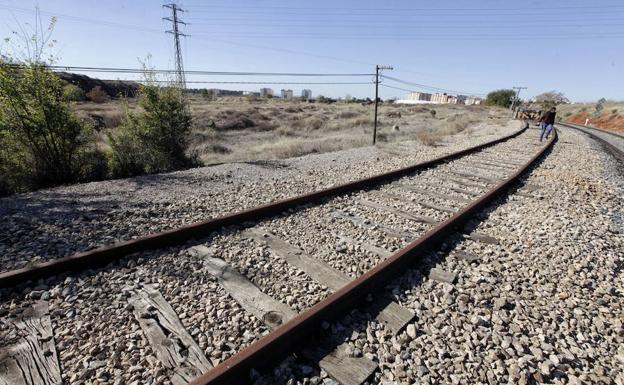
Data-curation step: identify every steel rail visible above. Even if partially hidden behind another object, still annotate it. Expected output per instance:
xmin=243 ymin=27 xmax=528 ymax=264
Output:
xmin=560 ymin=121 xmax=624 ymax=139
xmin=0 ymin=126 xmax=527 ymax=289
xmin=188 ymin=130 xmax=558 ymax=385
xmin=558 ymin=122 xmax=624 ymax=163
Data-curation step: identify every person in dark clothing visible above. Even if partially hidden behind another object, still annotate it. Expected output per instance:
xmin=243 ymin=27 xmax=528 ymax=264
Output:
xmin=539 ymin=107 xmax=556 ymax=142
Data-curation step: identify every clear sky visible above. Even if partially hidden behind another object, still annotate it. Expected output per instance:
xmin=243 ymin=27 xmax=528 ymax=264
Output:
xmin=0 ymin=0 xmax=622 ymax=102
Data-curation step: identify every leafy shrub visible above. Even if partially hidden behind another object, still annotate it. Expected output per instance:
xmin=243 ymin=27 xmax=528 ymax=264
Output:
xmin=86 ymin=85 xmax=109 ymax=103
xmin=0 ymin=64 xmax=96 ymax=193
xmin=485 ymin=89 xmax=516 ymax=108
xmin=108 ymin=83 xmax=197 ymax=177
xmin=63 ymin=83 xmax=86 ymax=101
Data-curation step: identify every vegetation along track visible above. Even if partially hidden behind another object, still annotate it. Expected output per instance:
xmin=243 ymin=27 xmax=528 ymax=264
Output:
xmin=0 ymin=125 xmax=556 ymax=385
xmin=559 ymin=122 xmax=624 ymax=163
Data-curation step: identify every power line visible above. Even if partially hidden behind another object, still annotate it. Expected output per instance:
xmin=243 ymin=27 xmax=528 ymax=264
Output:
xmin=183 ymin=7 xmax=624 ymax=16
xmin=94 ymin=79 xmax=373 ymax=85
xmin=185 ymin=21 xmax=624 ymax=29
xmin=182 ymin=10 xmax=624 ymax=18
xmin=191 ymin=36 xmax=375 ymax=66
xmin=380 ymin=84 xmax=420 ymax=93
xmin=380 ymin=83 xmax=486 ymax=98
xmin=189 ymin=32 xmax=624 ymax=41
xmin=38 ymin=65 xmax=373 ymax=76
xmin=381 ymin=75 xmax=487 ymax=96
xmin=0 ymin=4 xmax=376 ymax=67
xmin=0 ymin=4 xmax=162 ymax=34
xmin=183 ymin=4 xmax=624 ymax=11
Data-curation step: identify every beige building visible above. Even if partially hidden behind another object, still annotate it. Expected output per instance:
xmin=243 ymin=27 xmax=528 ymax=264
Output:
xmin=465 ymin=96 xmax=483 ymax=105
xmin=431 ymin=93 xmax=449 ymax=104
xmin=407 ymin=92 xmax=432 ymax=101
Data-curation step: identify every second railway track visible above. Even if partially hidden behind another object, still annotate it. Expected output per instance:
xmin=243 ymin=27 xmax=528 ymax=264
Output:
xmin=1 ymin=126 xmax=556 ymax=385
xmin=558 ymin=122 xmax=624 ymax=164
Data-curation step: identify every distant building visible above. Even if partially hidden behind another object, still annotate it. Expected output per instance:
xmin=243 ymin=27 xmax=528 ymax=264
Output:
xmin=465 ymin=96 xmax=483 ymax=105
xmin=407 ymin=92 xmax=432 ymax=101
xmin=281 ymin=89 xmax=294 ymax=99
xmin=431 ymin=93 xmax=450 ymax=104
xmin=301 ymin=89 xmax=312 ymax=100
xmin=260 ymin=88 xmax=274 ymax=97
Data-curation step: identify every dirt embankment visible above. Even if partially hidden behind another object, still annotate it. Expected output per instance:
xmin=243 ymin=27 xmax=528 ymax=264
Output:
xmin=567 ymin=111 xmax=624 ymax=133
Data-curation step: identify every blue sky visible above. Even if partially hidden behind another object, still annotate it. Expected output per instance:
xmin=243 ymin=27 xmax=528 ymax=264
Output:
xmin=0 ymin=0 xmax=622 ymax=101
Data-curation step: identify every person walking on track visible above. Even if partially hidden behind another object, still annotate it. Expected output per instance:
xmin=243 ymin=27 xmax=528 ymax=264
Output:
xmin=539 ymin=107 xmax=557 ymax=142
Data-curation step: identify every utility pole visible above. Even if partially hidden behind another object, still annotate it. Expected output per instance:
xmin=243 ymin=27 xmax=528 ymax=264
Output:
xmin=163 ymin=3 xmax=188 ymax=88
xmin=373 ymin=64 xmax=393 ymax=145
xmin=509 ymin=86 xmax=527 ymax=118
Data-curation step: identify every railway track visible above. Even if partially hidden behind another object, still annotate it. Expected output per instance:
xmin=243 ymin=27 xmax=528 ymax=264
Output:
xmin=0 ymin=125 xmax=556 ymax=385
xmin=558 ymin=122 xmax=624 ymax=163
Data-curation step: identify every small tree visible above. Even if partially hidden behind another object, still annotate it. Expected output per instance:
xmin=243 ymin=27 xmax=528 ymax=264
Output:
xmin=0 ymin=15 xmax=96 ymax=193
xmin=86 ymin=85 xmax=109 ymax=103
xmin=594 ymin=98 xmax=606 ymax=119
xmin=534 ymin=91 xmax=569 ymax=110
xmin=109 ymin=82 xmax=196 ymax=177
xmin=0 ymin=64 xmax=94 ymax=189
xmin=485 ymin=89 xmax=516 ymax=108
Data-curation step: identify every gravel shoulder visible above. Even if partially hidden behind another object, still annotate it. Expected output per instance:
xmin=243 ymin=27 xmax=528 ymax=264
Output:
xmin=0 ymin=120 xmax=518 ymax=272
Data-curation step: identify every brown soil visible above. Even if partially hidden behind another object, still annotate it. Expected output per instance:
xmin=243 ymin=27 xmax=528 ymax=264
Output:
xmin=567 ymin=111 xmax=624 ymax=134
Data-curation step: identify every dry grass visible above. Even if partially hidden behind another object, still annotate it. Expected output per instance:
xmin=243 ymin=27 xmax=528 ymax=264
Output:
xmin=72 ymin=96 xmax=508 ymax=164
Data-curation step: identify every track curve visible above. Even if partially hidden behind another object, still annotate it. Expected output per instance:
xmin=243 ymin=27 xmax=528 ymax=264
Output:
xmin=189 ymin=129 xmax=558 ymax=385
xmin=0 ymin=126 xmax=530 ymax=289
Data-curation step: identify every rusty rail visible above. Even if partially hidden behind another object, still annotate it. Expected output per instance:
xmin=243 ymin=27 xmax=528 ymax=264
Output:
xmin=0 ymin=126 xmax=527 ymax=288
xmin=188 ymin=130 xmax=557 ymax=385
xmin=561 ymin=121 xmax=624 ymax=139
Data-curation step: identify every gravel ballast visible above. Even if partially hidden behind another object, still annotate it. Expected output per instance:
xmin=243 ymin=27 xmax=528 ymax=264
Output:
xmin=2 ymin=123 xmax=621 ymax=385
xmin=254 ymin=126 xmax=624 ymax=385
xmin=0 ymin=122 xmax=518 ymax=272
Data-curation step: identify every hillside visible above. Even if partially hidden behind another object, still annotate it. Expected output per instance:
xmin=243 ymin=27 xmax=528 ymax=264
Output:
xmin=58 ymin=72 xmax=140 ymax=98
xmin=557 ymin=101 xmax=624 ymax=133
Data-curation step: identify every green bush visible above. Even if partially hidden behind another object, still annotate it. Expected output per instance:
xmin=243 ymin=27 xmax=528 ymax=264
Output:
xmin=485 ymin=89 xmax=516 ymax=108
xmin=63 ymin=83 xmax=86 ymax=101
xmin=0 ymin=63 xmax=96 ymax=193
xmin=108 ymin=83 xmax=197 ymax=177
